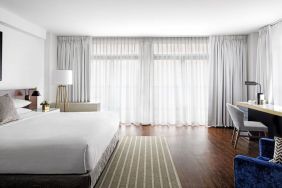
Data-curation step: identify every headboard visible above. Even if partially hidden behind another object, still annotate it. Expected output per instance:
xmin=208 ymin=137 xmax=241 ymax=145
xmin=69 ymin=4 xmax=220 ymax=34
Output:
xmin=0 ymin=88 xmax=38 ymax=109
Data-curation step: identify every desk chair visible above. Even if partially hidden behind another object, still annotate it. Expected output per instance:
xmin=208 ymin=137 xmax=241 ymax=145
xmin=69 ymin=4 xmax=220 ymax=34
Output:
xmin=226 ymin=103 xmax=268 ymax=149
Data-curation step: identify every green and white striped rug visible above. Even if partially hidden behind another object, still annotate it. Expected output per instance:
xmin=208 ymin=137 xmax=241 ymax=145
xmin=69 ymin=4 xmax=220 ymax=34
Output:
xmin=95 ymin=136 xmax=182 ymax=188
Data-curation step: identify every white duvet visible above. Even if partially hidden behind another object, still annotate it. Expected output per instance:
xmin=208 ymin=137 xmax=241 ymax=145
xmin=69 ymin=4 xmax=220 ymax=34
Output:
xmin=0 ymin=111 xmax=119 ymax=174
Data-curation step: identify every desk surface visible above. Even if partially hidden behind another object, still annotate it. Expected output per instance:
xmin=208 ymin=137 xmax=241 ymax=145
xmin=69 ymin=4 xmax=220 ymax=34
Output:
xmin=237 ymin=102 xmax=282 ymax=117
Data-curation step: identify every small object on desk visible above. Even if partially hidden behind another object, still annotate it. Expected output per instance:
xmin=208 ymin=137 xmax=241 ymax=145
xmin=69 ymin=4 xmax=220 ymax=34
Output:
xmin=33 ymin=108 xmax=60 ymax=113
xmin=248 ymin=99 xmax=267 ymax=105
xmin=261 ymin=99 xmax=267 ymax=105
xmin=247 ymin=100 xmax=256 ymax=104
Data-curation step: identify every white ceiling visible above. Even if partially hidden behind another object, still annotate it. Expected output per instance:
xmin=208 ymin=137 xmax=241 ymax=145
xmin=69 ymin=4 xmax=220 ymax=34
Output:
xmin=0 ymin=0 xmax=281 ymax=36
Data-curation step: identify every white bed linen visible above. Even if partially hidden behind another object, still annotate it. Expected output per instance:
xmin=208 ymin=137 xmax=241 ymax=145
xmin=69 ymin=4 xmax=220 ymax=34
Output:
xmin=0 ymin=111 xmax=119 ymax=174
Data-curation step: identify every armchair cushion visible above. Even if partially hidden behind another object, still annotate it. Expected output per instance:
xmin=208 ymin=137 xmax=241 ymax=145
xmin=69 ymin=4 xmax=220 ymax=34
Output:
xmin=234 ymin=155 xmax=282 ymax=188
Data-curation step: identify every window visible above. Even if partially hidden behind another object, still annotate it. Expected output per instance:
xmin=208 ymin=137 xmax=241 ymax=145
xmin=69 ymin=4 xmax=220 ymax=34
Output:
xmin=90 ymin=37 xmax=209 ymax=125
xmin=151 ymin=38 xmax=209 ymax=125
xmin=90 ymin=38 xmax=141 ymax=123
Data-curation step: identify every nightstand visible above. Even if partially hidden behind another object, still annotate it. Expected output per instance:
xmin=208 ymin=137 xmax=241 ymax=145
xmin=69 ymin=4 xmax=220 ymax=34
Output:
xmin=32 ymin=108 xmax=60 ymax=113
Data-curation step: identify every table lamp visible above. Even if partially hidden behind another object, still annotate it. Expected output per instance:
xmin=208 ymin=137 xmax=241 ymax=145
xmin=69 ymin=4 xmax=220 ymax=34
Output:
xmin=24 ymin=88 xmax=40 ymax=100
xmin=54 ymin=70 xmax=73 ymax=112
xmin=31 ymin=89 xmax=41 ymax=97
xmin=245 ymin=81 xmax=264 ymax=105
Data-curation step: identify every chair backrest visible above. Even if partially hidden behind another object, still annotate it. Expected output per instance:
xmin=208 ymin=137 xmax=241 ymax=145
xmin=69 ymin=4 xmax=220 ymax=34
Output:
xmin=226 ymin=103 xmax=244 ymax=129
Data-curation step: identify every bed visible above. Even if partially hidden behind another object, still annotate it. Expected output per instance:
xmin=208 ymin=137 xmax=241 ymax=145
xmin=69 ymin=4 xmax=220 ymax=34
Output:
xmin=0 ymin=89 xmax=120 ymax=188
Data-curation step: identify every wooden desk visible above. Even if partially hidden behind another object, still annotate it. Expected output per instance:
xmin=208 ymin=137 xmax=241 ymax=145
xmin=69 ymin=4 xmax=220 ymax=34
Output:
xmin=237 ymin=102 xmax=282 ymax=137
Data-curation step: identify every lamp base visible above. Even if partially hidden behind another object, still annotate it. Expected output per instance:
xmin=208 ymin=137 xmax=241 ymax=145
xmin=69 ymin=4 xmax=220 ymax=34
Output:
xmin=257 ymin=93 xmax=264 ymax=105
xmin=55 ymin=85 xmax=69 ymax=112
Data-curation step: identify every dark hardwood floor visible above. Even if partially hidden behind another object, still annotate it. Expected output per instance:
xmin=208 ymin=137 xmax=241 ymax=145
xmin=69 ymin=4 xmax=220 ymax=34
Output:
xmin=119 ymin=126 xmax=259 ymax=188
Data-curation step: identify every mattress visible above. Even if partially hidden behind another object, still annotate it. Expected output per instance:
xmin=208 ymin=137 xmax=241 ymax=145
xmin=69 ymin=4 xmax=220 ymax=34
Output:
xmin=0 ymin=111 xmax=119 ymax=174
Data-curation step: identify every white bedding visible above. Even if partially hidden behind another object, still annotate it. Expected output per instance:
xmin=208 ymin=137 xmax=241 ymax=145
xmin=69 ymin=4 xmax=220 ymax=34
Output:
xmin=0 ymin=111 xmax=119 ymax=174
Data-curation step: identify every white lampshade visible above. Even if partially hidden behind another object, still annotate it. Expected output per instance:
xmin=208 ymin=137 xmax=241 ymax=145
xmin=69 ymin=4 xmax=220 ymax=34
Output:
xmin=53 ymin=70 xmax=73 ymax=85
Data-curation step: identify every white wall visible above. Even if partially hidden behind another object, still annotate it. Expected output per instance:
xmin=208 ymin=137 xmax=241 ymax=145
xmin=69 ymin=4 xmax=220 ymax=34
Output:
xmin=247 ymin=32 xmax=259 ymax=100
xmin=0 ymin=8 xmax=46 ymax=103
xmin=44 ymin=32 xmax=57 ymax=102
xmin=0 ymin=7 xmax=46 ymax=39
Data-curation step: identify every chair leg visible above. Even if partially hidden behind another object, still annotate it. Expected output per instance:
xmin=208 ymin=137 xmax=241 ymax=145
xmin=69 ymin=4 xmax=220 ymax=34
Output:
xmin=234 ymin=130 xmax=240 ymax=149
xmin=231 ymin=127 xmax=236 ymax=144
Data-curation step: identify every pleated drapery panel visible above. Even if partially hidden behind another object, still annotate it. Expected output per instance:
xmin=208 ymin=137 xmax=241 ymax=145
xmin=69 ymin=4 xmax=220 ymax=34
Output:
xmin=208 ymin=36 xmax=247 ymax=127
xmin=57 ymin=36 xmax=91 ymax=102
xmin=256 ymin=26 xmax=273 ymax=104
xmin=255 ymin=22 xmax=282 ymax=106
xmin=271 ymin=22 xmax=282 ymax=106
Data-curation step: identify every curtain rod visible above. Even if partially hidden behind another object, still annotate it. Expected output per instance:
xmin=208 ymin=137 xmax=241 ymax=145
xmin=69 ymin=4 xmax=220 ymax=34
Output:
xmin=57 ymin=33 xmax=248 ymax=38
xmin=58 ymin=35 xmax=210 ymax=38
xmin=270 ymin=18 xmax=282 ymax=26
xmin=259 ymin=18 xmax=282 ymax=29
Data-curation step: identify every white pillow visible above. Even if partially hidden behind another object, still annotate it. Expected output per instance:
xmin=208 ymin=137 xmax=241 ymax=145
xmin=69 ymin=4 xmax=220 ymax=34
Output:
xmin=0 ymin=95 xmax=20 ymax=125
xmin=16 ymin=108 xmax=32 ymax=115
xmin=13 ymin=99 xmax=31 ymax=108
xmin=270 ymin=137 xmax=282 ymax=164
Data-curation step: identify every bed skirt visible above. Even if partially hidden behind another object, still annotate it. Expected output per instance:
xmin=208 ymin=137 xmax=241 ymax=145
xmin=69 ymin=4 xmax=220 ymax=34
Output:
xmin=0 ymin=131 xmax=120 ymax=188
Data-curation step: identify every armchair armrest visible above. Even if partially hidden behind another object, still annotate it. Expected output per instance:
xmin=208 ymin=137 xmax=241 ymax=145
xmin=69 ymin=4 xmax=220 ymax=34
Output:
xmin=259 ymin=138 xmax=275 ymax=159
xmin=234 ymin=155 xmax=282 ymax=188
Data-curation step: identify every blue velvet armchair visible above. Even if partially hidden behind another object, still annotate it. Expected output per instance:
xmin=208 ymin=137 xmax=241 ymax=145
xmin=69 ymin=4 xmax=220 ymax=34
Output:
xmin=234 ymin=138 xmax=282 ymax=188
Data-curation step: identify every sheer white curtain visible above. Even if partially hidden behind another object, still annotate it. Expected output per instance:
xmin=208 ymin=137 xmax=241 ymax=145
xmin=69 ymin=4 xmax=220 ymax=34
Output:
xmin=256 ymin=26 xmax=273 ymax=103
xmin=90 ymin=38 xmax=142 ymax=123
xmin=271 ymin=22 xmax=282 ymax=105
xmin=208 ymin=36 xmax=247 ymax=127
xmin=90 ymin=37 xmax=209 ymax=125
xmin=151 ymin=38 xmax=209 ymax=125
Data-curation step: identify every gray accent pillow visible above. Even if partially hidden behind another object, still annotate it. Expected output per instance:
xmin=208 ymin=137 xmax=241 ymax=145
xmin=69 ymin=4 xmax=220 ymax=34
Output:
xmin=270 ymin=137 xmax=282 ymax=163
xmin=0 ymin=94 xmax=20 ymax=125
